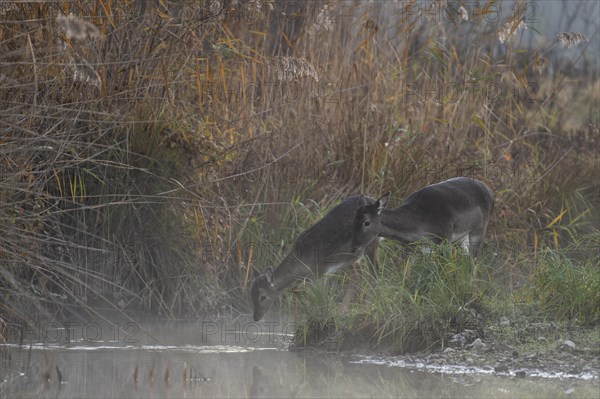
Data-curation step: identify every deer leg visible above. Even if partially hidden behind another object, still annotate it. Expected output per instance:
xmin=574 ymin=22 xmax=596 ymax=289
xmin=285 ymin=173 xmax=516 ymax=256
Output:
xmin=364 ymin=239 xmax=379 ymax=276
xmin=340 ymin=261 xmax=361 ymax=314
xmin=340 ymin=239 xmax=379 ymax=314
xmin=468 ymin=229 xmax=485 ymax=258
xmin=456 ymin=235 xmax=470 ymax=254
xmin=421 ymin=235 xmax=443 ymax=255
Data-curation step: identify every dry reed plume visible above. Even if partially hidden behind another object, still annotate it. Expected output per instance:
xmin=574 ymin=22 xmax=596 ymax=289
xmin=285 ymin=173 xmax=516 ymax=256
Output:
xmin=268 ymin=56 xmax=319 ymax=83
xmin=56 ymin=14 xmax=101 ymax=41
xmin=498 ymin=19 xmax=527 ymax=44
xmin=56 ymin=13 xmax=102 ymax=87
xmin=555 ymin=32 xmax=590 ymax=48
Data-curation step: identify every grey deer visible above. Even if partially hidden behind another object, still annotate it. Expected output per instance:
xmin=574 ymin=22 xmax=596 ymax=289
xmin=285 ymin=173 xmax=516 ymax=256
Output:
xmin=352 ymin=177 xmax=494 ymax=258
xmin=252 ymin=195 xmax=380 ymax=321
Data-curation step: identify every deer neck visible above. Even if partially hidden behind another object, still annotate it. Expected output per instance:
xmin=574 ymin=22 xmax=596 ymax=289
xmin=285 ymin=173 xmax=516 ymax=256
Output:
xmin=379 ymin=206 xmax=424 ymax=242
xmin=272 ymin=255 xmax=313 ymax=294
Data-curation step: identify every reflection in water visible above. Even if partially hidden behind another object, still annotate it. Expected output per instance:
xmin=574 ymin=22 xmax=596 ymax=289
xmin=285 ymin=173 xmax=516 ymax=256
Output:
xmin=250 ymin=366 xmax=263 ymax=397
xmin=1 ymin=320 xmax=598 ymax=398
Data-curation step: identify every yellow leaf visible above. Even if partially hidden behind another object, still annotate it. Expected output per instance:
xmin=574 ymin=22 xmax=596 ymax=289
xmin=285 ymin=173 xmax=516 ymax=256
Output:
xmin=53 ymin=169 xmax=63 ymax=196
xmin=546 ymin=208 xmax=566 ymax=228
xmin=244 ymin=244 xmax=254 ymax=288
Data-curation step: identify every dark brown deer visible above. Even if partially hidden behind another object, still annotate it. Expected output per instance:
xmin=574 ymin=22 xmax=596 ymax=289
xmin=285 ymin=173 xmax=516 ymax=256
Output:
xmin=251 ymin=195 xmax=380 ymax=321
xmin=352 ymin=177 xmax=494 ymax=258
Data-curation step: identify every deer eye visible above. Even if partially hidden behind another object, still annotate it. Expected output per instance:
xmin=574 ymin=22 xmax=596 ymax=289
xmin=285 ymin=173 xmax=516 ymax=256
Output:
xmin=364 ymin=220 xmax=371 ymax=227
xmin=260 ymin=294 xmax=267 ymax=302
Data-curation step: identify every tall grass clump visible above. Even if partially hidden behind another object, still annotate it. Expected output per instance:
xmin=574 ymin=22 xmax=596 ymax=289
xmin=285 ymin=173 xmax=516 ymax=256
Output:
xmin=292 ymin=242 xmax=489 ymax=352
xmin=528 ymin=249 xmax=600 ymax=325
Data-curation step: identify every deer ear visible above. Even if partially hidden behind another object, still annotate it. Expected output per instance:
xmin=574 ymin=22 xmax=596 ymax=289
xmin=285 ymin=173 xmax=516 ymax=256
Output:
xmin=357 ymin=195 xmax=367 ymax=209
xmin=264 ymin=267 xmax=275 ymax=287
xmin=252 ymin=266 xmax=261 ymax=279
xmin=376 ymin=192 xmax=390 ymax=213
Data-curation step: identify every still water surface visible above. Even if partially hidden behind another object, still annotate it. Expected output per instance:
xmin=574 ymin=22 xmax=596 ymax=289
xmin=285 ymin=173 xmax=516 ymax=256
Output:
xmin=1 ymin=319 xmax=597 ymax=398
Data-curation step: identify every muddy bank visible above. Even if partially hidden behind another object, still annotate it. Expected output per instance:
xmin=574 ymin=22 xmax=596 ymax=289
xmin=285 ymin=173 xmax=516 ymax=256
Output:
xmin=293 ymin=318 xmax=600 ymax=381
xmin=353 ymin=340 xmax=599 ymax=380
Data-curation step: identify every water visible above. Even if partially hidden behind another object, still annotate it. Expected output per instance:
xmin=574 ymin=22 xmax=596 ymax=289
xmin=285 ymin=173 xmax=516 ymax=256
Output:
xmin=1 ymin=319 xmax=598 ymax=398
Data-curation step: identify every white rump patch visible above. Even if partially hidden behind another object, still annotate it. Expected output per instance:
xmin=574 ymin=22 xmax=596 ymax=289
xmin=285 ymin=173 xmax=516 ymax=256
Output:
xmin=325 ymin=262 xmax=346 ymax=274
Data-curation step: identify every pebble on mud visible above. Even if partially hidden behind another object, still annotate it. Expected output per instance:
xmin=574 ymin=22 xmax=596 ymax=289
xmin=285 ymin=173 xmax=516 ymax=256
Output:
xmin=560 ymin=340 xmax=577 ymax=351
xmin=494 ymin=364 xmax=509 ymax=373
xmin=467 ymin=338 xmax=486 ymax=350
xmin=449 ymin=334 xmax=467 ymax=347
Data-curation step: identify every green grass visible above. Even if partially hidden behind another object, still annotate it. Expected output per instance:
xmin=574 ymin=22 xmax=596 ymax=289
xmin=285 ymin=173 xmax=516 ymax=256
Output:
xmin=290 ymin=242 xmax=487 ymax=352
xmin=529 ymin=249 xmax=600 ymax=324
xmin=290 ymin=237 xmax=599 ymax=352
